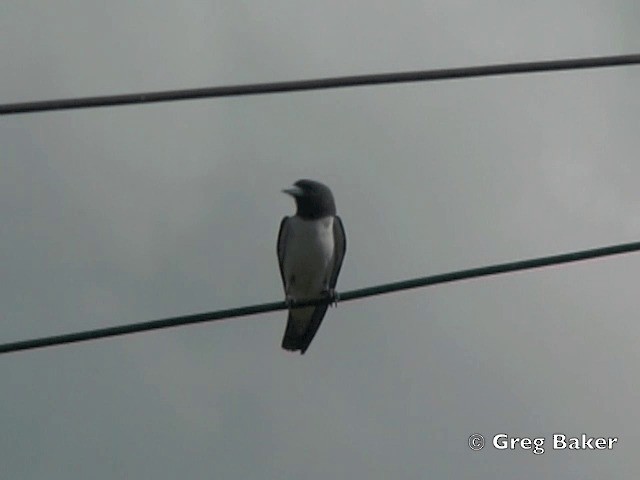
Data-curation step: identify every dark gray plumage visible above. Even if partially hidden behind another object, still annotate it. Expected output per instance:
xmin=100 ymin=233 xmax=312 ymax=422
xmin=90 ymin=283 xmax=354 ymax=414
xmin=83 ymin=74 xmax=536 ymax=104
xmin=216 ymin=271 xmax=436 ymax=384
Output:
xmin=277 ymin=179 xmax=346 ymax=354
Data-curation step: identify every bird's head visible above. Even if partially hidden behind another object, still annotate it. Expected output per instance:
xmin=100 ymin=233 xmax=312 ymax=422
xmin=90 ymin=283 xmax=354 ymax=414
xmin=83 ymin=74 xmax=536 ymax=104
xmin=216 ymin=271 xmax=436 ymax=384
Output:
xmin=282 ymin=179 xmax=337 ymax=219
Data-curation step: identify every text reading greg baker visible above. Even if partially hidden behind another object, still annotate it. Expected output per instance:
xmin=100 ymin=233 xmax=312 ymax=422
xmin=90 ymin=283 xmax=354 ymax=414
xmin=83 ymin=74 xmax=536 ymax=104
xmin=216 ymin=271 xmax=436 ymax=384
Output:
xmin=468 ymin=433 xmax=618 ymax=455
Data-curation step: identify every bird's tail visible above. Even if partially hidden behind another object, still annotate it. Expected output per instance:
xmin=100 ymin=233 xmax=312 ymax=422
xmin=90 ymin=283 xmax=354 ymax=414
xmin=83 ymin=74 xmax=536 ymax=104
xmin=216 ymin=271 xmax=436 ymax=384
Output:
xmin=281 ymin=305 xmax=329 ymax=354
xmin=281 ymin=309 xmax=309 ymax=353
xmin=281 ymin=324 xmax=301 ymax=352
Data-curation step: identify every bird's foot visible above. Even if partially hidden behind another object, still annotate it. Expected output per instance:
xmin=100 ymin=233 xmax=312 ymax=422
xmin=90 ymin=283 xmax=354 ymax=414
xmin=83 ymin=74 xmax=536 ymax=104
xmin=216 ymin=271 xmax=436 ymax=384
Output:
xmin=322 ymin=288 xmax=340 ymax=307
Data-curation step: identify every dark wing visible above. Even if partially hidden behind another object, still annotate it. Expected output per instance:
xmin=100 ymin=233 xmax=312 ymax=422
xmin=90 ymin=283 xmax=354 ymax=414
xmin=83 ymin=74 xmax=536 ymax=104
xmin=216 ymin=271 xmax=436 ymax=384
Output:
xmin=277 ymin=216 xmax=290 ymax=289
xmin=328 ymin=216 xmax=347 ymax=289
xmin=279 ymin=216 xmax=305 ymax=352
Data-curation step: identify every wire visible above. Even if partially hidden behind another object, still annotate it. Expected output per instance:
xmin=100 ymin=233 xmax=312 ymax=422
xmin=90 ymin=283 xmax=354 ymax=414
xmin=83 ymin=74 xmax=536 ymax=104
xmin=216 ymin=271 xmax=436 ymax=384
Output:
xmin=1 ymin=240 xmax=639 ymax=355
xmin=2 ymin=53 xmax=639 ymax=115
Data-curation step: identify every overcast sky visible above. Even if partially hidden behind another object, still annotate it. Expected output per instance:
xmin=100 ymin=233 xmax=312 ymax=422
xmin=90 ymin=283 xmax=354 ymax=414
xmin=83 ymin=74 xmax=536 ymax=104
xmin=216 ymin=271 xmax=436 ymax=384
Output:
xmin=2 ymin=1 xmax=640 ymax=478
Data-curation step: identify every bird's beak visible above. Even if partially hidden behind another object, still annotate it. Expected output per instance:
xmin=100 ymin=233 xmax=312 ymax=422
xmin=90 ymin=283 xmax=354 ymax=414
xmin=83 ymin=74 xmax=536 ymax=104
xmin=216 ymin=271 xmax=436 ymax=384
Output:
xmin=282 ymin=186 xmax=304 ymax=197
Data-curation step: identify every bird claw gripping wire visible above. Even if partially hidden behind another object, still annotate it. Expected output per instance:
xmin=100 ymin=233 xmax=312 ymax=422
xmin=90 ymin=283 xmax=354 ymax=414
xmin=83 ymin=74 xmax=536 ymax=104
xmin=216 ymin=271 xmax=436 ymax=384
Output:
xmin=322 ymin=288 xmax=340 ymax=307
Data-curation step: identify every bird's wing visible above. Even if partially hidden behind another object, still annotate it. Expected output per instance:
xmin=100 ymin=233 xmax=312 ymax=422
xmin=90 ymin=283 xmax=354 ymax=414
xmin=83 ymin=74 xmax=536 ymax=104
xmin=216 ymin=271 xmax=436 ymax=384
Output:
xmin=328 ymin=215 xmax=347 ymax=289
xmin=277 ymin=216 xmax=290 ymax=289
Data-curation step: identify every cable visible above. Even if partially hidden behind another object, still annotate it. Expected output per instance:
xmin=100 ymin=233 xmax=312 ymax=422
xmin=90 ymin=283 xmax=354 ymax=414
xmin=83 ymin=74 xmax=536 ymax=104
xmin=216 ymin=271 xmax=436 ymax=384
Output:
xmin=1 ymin=240 xmax=639 ymax=355
xmin=2 ymin=53 xmax=639 ymax=115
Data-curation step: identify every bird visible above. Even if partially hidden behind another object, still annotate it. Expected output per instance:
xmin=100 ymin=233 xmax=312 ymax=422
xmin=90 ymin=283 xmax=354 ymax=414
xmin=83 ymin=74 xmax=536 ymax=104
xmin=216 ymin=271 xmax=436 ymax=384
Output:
xmin=277 ymin=179 xmax=346 ymax=354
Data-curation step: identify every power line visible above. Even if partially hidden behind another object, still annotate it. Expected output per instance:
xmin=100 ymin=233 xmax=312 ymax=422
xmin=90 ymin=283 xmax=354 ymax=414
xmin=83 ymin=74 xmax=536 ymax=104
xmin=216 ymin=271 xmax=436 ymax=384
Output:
xmin=1 ymin=239 xmax=639 ymax=355
xmin=2 ymin=53 xmax=639 ymax=115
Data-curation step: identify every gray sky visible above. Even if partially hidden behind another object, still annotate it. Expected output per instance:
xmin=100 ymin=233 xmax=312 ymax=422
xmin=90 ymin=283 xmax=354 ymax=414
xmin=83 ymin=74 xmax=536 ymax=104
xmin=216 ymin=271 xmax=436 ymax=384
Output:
xmin=2 ymin=1 xmax=640 ymax=478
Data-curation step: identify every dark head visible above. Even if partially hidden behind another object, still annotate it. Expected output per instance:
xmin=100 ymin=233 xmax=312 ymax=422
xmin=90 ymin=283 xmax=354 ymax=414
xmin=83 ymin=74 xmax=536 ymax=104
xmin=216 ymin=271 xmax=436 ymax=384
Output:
xmin=282 ymin=179 xmax=337 ymax=219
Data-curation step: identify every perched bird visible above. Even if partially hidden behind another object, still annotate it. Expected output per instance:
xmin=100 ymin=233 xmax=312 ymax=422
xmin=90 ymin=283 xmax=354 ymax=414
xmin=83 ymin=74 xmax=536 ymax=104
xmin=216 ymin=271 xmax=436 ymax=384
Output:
xmin=277 ymin=179 xmax=347 ymax=354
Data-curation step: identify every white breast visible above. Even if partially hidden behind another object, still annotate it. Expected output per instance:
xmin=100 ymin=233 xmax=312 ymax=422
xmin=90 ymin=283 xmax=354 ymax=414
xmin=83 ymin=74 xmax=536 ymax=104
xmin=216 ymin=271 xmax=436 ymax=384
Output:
xmin=283 ymin=216 xmax=335 ymax=298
